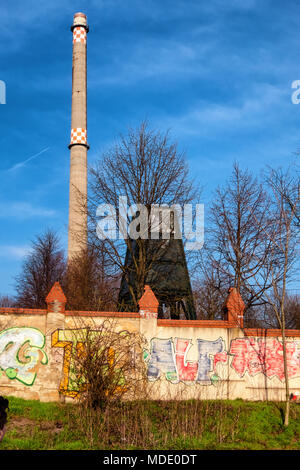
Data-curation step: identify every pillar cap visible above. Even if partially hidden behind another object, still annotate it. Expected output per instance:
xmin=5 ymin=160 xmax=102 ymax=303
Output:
xmin=139 ymin=285 xmax=159 ymax=313
xmin=46 ymin=282 xmax=67 ymax=305
xmin=224 ymin=287 xmax=245 ymax=326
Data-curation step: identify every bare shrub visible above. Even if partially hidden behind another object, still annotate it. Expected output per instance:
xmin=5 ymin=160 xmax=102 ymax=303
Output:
xmin=65 ymin=317 xmax=148 ymax=446
xmin=68 ymin=318 xmax=147 ymax=407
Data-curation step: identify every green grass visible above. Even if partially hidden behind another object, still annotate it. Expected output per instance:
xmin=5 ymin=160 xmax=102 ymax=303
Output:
xmin=1 ymin=396 xmax=300 ymax=450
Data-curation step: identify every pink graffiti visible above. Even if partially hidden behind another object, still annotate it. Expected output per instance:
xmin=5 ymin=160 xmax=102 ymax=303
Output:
xmin=214 ymin=351 xmax=228 ymax=370
xmin=175 ymin=339 xmax=198 ymax=382
xmin=229 ymin=338 xmax=300 ymax=381
xmin=229 ymin=338 xmax=248 ymax=376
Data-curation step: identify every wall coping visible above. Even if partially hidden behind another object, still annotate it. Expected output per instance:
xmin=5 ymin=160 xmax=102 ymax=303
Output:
xmin=0 ymin=307 xmax=47 ymax=315
xmin=65 ymin=310 xmax=140 ymax=318
xmin=1 ymin=307 xmax=299 ymax=336
xmin=157 ymin=319 xmax=238 ymax=328
xmin=244 ymin=328 xmax=300 ymax=338
xmin=156 ymin=320 xmax=300 ymax=336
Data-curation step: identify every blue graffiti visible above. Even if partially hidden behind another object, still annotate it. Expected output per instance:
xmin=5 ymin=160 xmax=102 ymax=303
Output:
xmin=196 ymin=337 xmax=224 ymax=382
xmin=146 ymin=336 xmax=226 ymax=385
xmin=147 ymin=338 xmax=178 ymax=383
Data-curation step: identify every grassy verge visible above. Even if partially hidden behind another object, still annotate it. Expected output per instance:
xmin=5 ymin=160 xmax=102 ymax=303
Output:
xmin=1 ymin=396 xmax=300 ymax=450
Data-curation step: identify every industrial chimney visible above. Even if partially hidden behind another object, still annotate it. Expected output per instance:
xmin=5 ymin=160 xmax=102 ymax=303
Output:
xmin=67 ymin=12 xmax=89 ymax=261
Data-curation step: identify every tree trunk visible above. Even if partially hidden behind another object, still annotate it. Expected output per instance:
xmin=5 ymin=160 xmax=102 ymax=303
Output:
xmin=281 ymin=327 xmax=290 ymax=426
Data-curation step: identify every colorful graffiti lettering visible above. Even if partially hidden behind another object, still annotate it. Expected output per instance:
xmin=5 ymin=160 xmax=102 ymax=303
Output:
xmin=51 ymin=328 xmax=84 ymax=397
xmin=51 ymin=328 xmax=128 ymax=398
xmin=175 ymin=339 xmax=198 ymax=382
xmin=0 ymin=327 xmax=48 ymax=386
xmin=147 ymin=338 xmax=178 ymax=383
xmin=229 ymin=337 xmax=300 ymax=381
xmin=197 ymin=338 xmax=226 ymax=382
xmin=145 ymin=336 xmax=300 ymax=385
xmin=145 ymin=337 xmax=227 ymax=385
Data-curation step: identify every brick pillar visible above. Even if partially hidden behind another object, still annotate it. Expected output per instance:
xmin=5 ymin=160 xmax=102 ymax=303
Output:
xmin=138 ymin=285 xmax=159 ymax=339
xmin=45 ymin=282 xmax=66 ymax=338
xmin=46 ymin=282 xmax=66 ymax=314
xmin=139 ymin=285 xmax=159 ymax=319
xmin=223 ymin=287 xmax=245 ymax=328
xmin=44 ymin=283 xmax=67 ymax=402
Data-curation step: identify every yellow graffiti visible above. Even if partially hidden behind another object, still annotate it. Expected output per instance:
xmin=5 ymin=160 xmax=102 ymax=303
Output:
xmin=51 ymin=329 xmax=77 ymax=397
xmin=52 ymin=329 xmax=127 ymax=398
xmin=105 ymin=347 xmax=128 ymax=396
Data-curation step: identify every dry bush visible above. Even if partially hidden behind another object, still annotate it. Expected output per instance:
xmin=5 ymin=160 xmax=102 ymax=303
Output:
xmin=65 ymin=318 xmax=149 ymax=446
xmin=67 ymin=337 xmax=240 ymax=449
xmin=68 ymin=318 xmax=148 ymax=407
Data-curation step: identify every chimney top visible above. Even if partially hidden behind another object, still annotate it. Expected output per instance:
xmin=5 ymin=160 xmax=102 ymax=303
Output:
xmin=72 ymin=12 xmax=88 ymax=31
xmin=74 ymin=12 xmax=87 ymax=19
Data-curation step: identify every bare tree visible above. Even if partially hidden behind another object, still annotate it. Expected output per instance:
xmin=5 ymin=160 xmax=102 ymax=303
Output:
xmin=0 ymin=296 xmax=15 ymax=308
xmin=276 ymin=160 xmax=300 ymax=227
xmin=14 ymin=229 xmax=66 ymax=308
xmin=85 ymin=121 xmax=198 ymax=312
xmin=261 ymin=292 xmax=300 ymax=329
xmin=205 ymin=162 xmax=273 ymax=323
xmin=64 ymin=246 xmax=119 ymax=311
xmin=192 ymin=252 xmax=231 ymax=319
xmin=253 ymin=166 xmax=300 ymax=426
xmin=285 ymin=293 xmax=300 ymax=329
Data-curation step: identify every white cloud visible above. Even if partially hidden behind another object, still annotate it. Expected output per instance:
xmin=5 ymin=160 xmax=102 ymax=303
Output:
xmin=0 ymin=202 xmax=57 ymax=219
xmin=159 ymin=82 xmax=290 ymax=137
xmin=89 ymin=36 xmax=216 ymax=88
xmin=0 ymin=245 xmax=31 ymax=259
xmin=208 ymin=0 xmax=259 ymax=11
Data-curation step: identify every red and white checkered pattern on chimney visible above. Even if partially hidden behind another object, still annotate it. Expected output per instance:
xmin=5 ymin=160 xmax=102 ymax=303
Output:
xmin=70 ymin=128 xmax=87 ymax=145
xmin=73 ymin=26 xmax=87 ymax=44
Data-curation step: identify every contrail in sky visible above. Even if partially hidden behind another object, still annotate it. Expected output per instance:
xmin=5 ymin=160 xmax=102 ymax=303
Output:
xmin=7 ymin=147 xmax=50 ymax=172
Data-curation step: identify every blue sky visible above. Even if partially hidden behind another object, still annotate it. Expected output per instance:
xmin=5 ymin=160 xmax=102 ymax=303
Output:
xmin=0 ymin=0 xmax=300 ymax=295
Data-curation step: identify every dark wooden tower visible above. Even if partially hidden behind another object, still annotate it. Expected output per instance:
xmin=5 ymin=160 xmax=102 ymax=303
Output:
xmin=118 ymin=236 xmax=196 ymax=319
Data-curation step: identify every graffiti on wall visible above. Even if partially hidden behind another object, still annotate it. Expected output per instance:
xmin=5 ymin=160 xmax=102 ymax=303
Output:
xmin=51 ymin=328 xmax=128 ymax=398
xmin=229 ymin=337 xmax=300 ymax=381
xmin=0 ymin=327 xmax=48 ymax=385
xmin=144 ymin=337 xmax=227 ymax=385
xmin=51 ymin=328 xmax=88 ymax=397
xmin=144 ymin=336 xmax=300 ymax=385
xmin=1 ymin=324 xmax=299 ymax=391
